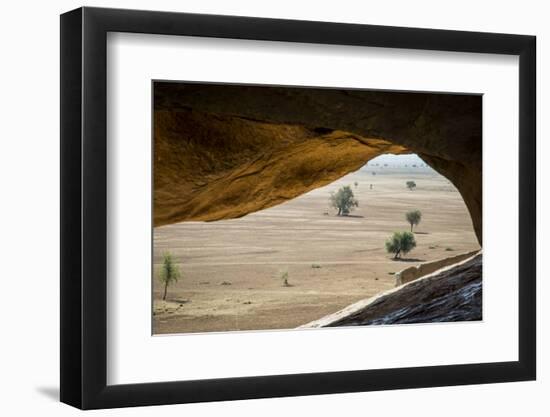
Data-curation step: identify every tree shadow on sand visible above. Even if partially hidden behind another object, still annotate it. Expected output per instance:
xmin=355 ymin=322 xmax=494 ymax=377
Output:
xmin=391 ymin=258 xmax=426 ymax=263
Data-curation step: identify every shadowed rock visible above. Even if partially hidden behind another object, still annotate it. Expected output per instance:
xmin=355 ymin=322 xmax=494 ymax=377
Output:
xmin=300 ymin=252 xmax=482 ymax=327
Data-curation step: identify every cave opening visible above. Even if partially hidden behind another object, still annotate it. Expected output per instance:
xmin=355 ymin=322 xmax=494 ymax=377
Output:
xmin=153 ymin=152 xmax=479 ymax=334
xmin=152 ymin=82 xmax=483 ymax=334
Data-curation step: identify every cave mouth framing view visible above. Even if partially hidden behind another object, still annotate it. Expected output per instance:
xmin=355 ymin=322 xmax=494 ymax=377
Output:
xmin=152 ymin=82 xmax=482 ymax=335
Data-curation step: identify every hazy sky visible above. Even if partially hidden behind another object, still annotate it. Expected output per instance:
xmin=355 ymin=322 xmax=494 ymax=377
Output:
xmin=366 ymin=153 xmax=428 ymax=167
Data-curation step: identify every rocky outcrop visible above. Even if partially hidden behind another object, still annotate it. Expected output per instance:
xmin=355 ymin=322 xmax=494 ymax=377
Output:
xmin=394 ymin=250 xmax=480 ymax=286
xmin=154 ymin=83 xmax=482 ymax=244
xmin=154 ymin=109 xmax=407 ymax=226
xmin=300 ymin=253 xmax=482 ymax=327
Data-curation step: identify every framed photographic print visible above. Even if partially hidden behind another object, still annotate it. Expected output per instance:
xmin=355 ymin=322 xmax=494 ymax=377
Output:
xmin=60 ymin=6 xmax=536 ymax=409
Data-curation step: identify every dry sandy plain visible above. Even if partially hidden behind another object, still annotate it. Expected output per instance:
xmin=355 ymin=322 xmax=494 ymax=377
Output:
xmin=153 ymin=159 xmax=480 ymax=334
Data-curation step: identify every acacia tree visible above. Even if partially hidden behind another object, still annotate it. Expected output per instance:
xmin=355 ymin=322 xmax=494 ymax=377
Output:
xmin=385 ymin=231 xmax=417 ymax=259
xmin=406 ymin=180 xmax=417 ymax=191
xmin=406 ymin=209 xmax=422 ymax=232
xmin=329 ymin=185 xmax=359 ymax=216
xmin=159 ymin=252 xmax=181 ymax=301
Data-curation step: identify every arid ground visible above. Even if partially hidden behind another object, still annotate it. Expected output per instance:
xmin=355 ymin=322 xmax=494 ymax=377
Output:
xmin=153 ymin=156 xmax=480 ymax=334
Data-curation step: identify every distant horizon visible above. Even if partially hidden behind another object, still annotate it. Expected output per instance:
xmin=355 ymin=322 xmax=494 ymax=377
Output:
xmin=362 ymin=153 xmax=433 ymax=169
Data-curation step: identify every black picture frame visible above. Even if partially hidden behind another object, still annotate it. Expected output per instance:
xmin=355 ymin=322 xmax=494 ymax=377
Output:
xmin=60 ymin=6 xmax=536 ymax=410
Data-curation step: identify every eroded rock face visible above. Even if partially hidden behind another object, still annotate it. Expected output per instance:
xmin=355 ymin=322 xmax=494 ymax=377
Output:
xmin=301 ymin=253 xmax=482 ymax=327
xmin=154 ymin=83 xmax=482 ymax=244
xmin=394 ymin=250 xmax=480 ymax=286
xmin=154 ymin=109 xmax=408 ymax=225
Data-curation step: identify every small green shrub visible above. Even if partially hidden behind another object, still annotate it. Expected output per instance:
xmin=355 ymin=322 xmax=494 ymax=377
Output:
xmin=385 ymin=231 xmax=417 ymax=259
xmin=406 ymin=209 xmax=422 ymax=232
xmin=280 ymin=270 xmax=290 ymax=287
xmin=158 ymin=252 xmax=181 ymax=301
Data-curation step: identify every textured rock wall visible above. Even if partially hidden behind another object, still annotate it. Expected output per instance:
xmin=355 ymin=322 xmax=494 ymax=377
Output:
xmin=394 ymin=250 xmax=480 ymax=286
xmin=154 ymin=83 xmax=482 ymax=244
xmin=154 ymin=109 xmax=408 ymax=226
xmin=301 ymin=253 xmax=482 ymax=327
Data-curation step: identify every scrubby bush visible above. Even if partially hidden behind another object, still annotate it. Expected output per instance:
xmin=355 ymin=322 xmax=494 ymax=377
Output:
xmin=280 ymin=270 xmax=290 ymax=287
xmin=329 ymin=185 xmax=359 ymax=216
xmin=159 ymin=252 xmax=181 ymax=300
xmin=406 ymin=209 xmax=422 ymax=232
xmin=406 ymin=180 xmax=417 ymax=190
xmin=385 ymin=232 xmax=417 ymax=259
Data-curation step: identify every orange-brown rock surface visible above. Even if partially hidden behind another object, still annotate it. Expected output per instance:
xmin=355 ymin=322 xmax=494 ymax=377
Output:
xmin=154 ymin=83 xmax=482 ymax=244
